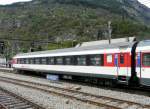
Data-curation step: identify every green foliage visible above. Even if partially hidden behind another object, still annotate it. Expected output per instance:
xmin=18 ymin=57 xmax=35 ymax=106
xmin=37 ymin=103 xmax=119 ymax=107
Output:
xmin=55 ymin=0 xmax=123 ymax=14
xmin=47 ymin=41 xmax=77 ymax=50
xmin=112 ymin=20 xmax=150 ymax=39
xmin=0 ymin=0 xmax=150 ymax=53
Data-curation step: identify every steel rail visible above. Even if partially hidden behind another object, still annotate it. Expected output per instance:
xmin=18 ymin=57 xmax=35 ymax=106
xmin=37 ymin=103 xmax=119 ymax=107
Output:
xmin=0 ymin=86 xmax=45 ymax=109
xmin=0 ymin=76 xmax=149 ymax=109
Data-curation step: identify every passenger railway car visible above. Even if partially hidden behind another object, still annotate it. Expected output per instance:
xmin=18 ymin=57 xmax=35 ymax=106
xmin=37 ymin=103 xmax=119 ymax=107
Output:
xmin=12 ymin=40 xmax=150 ymax=87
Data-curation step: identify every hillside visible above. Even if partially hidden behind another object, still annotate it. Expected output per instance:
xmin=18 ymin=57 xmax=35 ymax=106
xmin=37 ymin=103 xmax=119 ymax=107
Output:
xmin=0 ymin=0 xmax=150 ymax=54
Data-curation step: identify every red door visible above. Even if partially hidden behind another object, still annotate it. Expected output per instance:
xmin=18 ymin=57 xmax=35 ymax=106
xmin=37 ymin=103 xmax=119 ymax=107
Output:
xmin=117 ymin=53 xmax=130 ymax=82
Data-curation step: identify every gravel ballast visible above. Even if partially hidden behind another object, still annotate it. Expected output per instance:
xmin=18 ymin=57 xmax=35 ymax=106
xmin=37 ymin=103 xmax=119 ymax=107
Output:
xmin=0 ymin=71 xmax=150 ymax=107
xmin=0 ymin=81 xmax=102 ymax=109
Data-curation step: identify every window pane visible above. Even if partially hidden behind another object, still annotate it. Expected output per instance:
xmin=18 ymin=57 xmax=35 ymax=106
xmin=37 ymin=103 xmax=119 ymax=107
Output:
xmin=21 ymin=59 xmax=25 ymax=64
xmin=20 ymin=59 xmax=24 ymax=64
xmin=77 ymin=56 xmax=86 ymax=65
xmin=30 ymin=58 xmax=34 ymax=64
xmin=24 ymin=59 xmax=27 ymax=64
xmin=28 ymin=59 xmax=31 ymax=64
xmin=56 ymin=57 xmax=63 ymax=65
xmin=35 ymin=58 xmax=40 ymax=64
xmin=41 ymin=58 xmax=47 ymax=65
xmin=17 ymin=59 xmax=20 ymax=64
xmin=90 ymin=55 xmax=102 ymax=66
xmin=107 ymin=54 xmax=112 ymax=63
xmin=65 ymin=57 xmax=72 ymax=65
xmin=48 ymin=57 xmax=55 ymax=65
xmin=143 ymin=53 xmax=150 ymax=66
xmin=21 ymin=59 xmax=24 ymax=64
xmin=120 ymin=54 xmax=124 ymax=64
xmin=27 ymin=59 xmax=30 ymax=64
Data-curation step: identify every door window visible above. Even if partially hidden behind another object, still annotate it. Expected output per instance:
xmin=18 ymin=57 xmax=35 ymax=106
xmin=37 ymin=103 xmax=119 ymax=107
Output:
xmin=120 ymin=54 xmax=124 ymax=64
xmin=143 ymin=53 xmax=150 ymax=66
xmin=107 ymin=54 xmax=113 ymax=63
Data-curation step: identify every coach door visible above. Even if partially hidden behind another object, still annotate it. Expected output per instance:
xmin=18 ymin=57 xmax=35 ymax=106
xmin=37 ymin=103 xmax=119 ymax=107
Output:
xmin=141 ymin=52 xmax=150 ymax=86
xmin=116 ymin=53 xmax=129 ymax=82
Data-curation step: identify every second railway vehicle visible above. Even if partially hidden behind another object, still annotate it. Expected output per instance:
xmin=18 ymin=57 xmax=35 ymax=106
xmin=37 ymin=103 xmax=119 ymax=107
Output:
xmin=12 ymin=40 xmax=150 ymax=87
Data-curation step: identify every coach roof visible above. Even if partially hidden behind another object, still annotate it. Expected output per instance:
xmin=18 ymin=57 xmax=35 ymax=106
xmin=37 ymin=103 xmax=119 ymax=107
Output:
xmin=15 ymin=42 xmax=135 ymax=58
xmin=137 ymin=40 xmax=150 ymax=47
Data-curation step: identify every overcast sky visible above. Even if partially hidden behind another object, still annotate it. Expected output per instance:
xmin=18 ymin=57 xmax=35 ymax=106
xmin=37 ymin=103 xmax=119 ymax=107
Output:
xmin=0 ymin=0 xmax=150 ymax=8
xmin=0 ymin=0 xmax=31 ymax=5
xmin=138 ymin=0 xmax=150 ymax=8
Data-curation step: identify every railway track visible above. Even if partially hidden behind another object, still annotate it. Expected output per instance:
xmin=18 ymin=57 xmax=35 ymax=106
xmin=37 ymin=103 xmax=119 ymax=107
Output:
xmin=0 ymin=76 xmax=149 ymax=109
xmin=0 ymin=87 xmax=45 ymax=109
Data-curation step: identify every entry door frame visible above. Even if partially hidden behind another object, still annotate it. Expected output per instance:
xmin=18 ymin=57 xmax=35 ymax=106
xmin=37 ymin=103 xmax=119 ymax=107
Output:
xmin=115 ymin=53 xmax=129 ymax=81
xmin=140 ymin=52 xmax=150 ymax=86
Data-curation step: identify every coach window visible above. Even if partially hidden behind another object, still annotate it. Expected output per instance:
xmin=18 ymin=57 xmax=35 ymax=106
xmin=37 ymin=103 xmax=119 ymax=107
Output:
xmin=65 ymin=57 xmax=72 ymax=65
xmin=19 ymin=59 xmax=21 ymax=64
xmin=20 ymin=59 xmax=23 ymax=64
xmin=24 ymin=59 xmax=27 ymax=64
xmin=49 ymin=57 xmax=55 ymax=65
xmin=21 ymin=59 xmax=24 ymax=64
xmin=22 ymin=59 xmax=24 ymax=64
xmin=24 ymin=58 xmax=26 ymax=64
xmin=35 ymin=58 xmax=40 ymax=64
xmin=26 ymin=59 xmax=30 ymax=64
xmin=107 ymin=54 xmax=113 ymax=63
xmin=41 ymin=58 xmax=47 ymax=65
xmin=56 ymin=57 xmax=63 ymax=65
xmin=45 ymin=57 xmax=49 ymax=65
xmin=17 ymin=59 xmax=20 ymax=64
xmin=120 ymin=54 xmax=124 ymax=64
xmin=24 ymin=59 xmax=26 ymax=64
xmin=30 ymin=58 xmax=34 ymax=64
xmin=90 ymin=55 xmax=103 ymax=66
xmin=143 ymin=53 xmax=150 ymax=66
xmin=77 ymin=56 xmax=86 ymax=65
xmin=72 ymin=56 xmax=77 ymax=65
xmin=28 ymin=59 xmax=31 ymax=64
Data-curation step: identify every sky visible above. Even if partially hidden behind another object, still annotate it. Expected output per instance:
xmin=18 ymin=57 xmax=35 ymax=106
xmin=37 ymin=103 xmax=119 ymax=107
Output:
xmin=138 ymin=0 xmax=150 ymax=8
xmin=0 ymin=0 xmax=149 ymax=8
xmin=0 ymin=0 xmax=32 ymax=5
